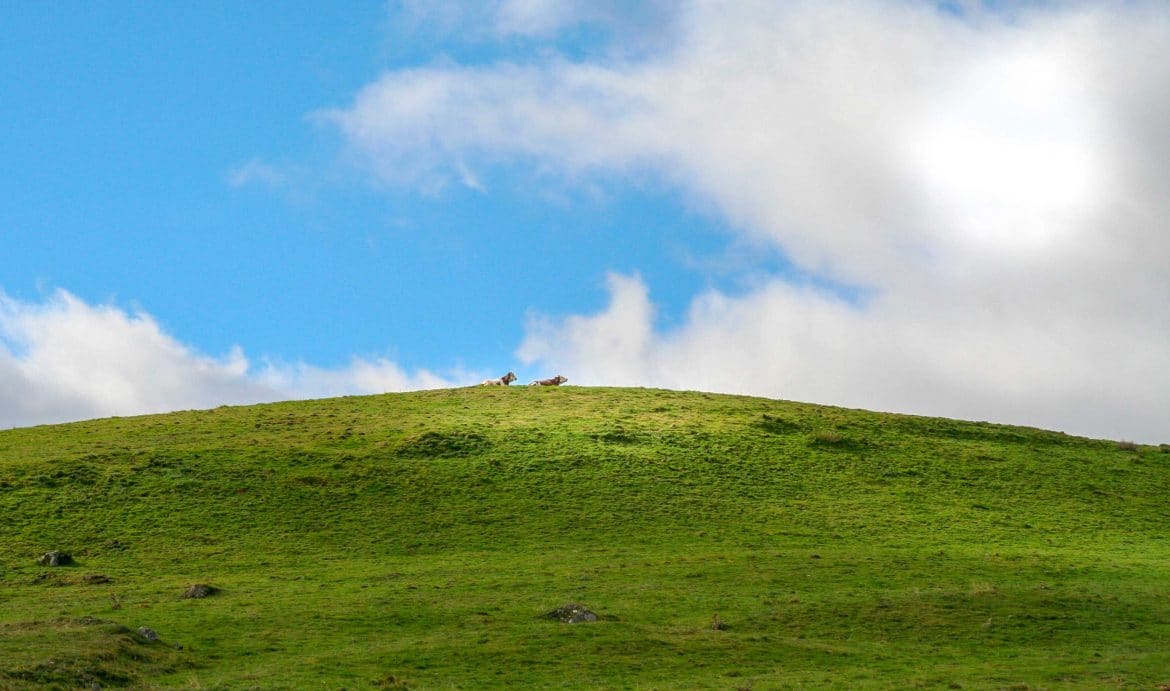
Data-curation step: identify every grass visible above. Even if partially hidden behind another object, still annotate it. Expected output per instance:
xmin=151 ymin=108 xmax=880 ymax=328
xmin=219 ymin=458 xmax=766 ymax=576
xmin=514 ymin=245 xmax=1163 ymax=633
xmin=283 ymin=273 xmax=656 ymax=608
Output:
xmin=1 ymin=386 xmax=1168 ymax=688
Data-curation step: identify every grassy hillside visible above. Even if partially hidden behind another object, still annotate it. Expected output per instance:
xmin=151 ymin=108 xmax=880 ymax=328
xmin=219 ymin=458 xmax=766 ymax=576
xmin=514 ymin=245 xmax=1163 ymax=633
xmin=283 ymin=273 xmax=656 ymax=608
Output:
xmin=1 ymin=386 xmax=1168 ymax=689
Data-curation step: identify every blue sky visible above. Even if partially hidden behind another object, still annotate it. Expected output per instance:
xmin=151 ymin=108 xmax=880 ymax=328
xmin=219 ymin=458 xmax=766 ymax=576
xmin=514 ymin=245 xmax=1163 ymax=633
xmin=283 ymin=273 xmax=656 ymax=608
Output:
xmin=2 ymin=1 xmax=763 ymax=369
xmin=4 ymin=4 xmax=381 ymax=353
xmin=3 ymin=1 xmax=1169 ymax=443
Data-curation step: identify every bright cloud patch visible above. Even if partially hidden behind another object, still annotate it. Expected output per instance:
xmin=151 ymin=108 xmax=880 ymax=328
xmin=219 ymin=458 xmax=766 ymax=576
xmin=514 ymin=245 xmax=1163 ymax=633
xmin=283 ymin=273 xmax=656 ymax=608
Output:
xmin=328 ymin=1 xmax=1170 ymax=443
xmin=906 ymin=13 xmax=1111 ymax=255
xmin=0 ymin=291 xmax=456 ymax=429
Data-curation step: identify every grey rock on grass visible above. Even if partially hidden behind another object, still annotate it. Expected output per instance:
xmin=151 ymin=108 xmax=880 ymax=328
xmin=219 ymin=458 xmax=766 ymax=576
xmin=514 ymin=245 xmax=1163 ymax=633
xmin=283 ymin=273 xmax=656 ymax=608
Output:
xmin=137 ymin=626 xmax=160 ymax=641
xmin=38 ymin=550 xmax=73 ymax=566
xmin=546 ymin=603 xmax=598 ymax=623
xmin=182 ymin=583 xmax=220 ymax=599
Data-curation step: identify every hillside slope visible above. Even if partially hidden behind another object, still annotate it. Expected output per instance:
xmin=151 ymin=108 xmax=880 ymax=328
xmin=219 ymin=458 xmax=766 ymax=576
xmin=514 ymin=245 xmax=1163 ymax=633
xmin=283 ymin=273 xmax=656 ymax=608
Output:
xmin=1 ymin=387 xmax=1168 ymax=688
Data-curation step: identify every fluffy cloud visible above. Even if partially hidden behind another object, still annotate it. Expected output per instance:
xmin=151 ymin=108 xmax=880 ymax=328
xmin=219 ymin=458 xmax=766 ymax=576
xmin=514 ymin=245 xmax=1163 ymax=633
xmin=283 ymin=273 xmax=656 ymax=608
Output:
xmin=332 ymin=1 xmax=1164 ymax=282
xmin=328 ymin=1 xmax=1170 ymax=442
xmin=518 ymin=271 xmax=1170 ymax=443
xmin=0 ymin=291 xmax=457 ymax=429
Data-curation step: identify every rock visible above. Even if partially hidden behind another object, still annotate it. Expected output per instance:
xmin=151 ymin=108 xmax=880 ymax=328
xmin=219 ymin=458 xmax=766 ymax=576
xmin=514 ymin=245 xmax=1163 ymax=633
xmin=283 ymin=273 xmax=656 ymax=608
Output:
xmin=545 ymin=603 xmax=598 ymax=623
xmin=137 ymin=626 xmax=159 ymax=641
xmin=38 ymin=551 xmax=73 ymax=566
xmin=182 ymin=583 xmax=219 ymax=599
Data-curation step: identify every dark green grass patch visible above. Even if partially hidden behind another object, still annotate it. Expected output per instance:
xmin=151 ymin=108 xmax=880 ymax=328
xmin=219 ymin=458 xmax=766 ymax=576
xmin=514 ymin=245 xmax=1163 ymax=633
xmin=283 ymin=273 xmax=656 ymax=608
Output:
xmin=395 ymin=429 xmax=491 ymax=458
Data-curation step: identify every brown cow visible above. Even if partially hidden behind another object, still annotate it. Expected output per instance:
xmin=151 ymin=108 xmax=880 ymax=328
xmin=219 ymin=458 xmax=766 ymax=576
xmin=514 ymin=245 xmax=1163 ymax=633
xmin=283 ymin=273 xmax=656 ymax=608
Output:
xmin=528 ymin=375 xmax=568 ymax=387
xmin=480 ymin=371 xmax=517 ymax=386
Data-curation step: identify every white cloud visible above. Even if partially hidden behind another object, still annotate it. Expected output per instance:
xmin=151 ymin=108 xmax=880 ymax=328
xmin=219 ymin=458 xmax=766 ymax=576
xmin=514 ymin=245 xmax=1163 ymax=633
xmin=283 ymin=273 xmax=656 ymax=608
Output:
xmin=518 ymin=273 xmax=655 ymax=384
xmin=519 ymin=272 xmax=1170 ymax=443
xmin=226 ymin=159 xmax=289 ymax=189
xmin=0 ymin=290 xmax=461 ymax=428
xmin=494 ymin=0 xmax=587 ymax=37
xmin=328 ymin=1 xmax=1170 ymax=443
xmin=254 ymin=357 xmax=458 ymax=400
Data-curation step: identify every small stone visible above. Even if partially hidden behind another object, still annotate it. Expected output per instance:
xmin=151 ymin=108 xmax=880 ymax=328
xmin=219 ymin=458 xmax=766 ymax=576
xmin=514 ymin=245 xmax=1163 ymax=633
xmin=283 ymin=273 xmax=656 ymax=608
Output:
xmin=137 ymin=626 xmax=159 ymax=641
xmin=545 ymin=603 xmax=598 ymax=623
xmin=38 ymin=551 xmax=73 ymax=566
xmin=182 ymin=583 xmax=219 ymax=599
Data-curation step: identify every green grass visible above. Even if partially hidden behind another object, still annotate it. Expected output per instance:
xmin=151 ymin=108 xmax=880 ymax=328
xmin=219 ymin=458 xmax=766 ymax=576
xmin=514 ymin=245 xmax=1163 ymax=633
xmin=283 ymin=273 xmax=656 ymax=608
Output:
xmin=1 ymin=386 xmax=1168 ymax=688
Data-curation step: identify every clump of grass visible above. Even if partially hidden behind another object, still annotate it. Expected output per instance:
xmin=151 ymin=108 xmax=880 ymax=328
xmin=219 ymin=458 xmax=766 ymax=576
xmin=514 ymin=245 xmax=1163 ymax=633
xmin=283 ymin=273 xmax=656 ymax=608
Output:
xmin=374 ymin=673 xmax=411 ymax=688
xmin=810 ymin=430 xmax=846 ymax=446
xmin=592 ymin=427 xmax=640 ymax=444
xmin=969 ymin=582 xmax=998 ymax=597
xmin=395 ymin=430 xmax=490 ymax=458
xmin=755 ymin=413 xmax=800 ymax=435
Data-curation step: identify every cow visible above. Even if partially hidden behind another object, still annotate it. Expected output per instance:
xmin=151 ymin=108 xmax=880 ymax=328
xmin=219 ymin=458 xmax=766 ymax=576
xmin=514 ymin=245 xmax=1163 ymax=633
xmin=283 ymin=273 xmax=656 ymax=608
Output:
xmin=528 ymin=375 xmax=568 ymax=387
xmin=480 ymin=371 xmax=517 ymax=386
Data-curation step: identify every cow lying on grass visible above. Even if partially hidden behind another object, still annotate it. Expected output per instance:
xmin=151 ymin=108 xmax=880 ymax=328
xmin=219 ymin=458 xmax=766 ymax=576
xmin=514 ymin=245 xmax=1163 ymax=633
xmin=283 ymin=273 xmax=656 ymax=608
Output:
xmin=529 ymin=375 xmax=568 ymax=387
xmin=481 ymin=372 xmax=517 ymax=386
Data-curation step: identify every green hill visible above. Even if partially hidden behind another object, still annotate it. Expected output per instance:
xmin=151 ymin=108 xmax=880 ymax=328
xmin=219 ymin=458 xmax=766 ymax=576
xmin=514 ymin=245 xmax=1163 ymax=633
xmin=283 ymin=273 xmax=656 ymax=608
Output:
xmin=1 ymin=387 xmax=1167 ymax=688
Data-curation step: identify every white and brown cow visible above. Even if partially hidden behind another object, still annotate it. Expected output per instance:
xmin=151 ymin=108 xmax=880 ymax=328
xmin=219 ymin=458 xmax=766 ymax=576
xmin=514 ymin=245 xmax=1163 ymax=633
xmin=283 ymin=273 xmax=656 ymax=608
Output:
xmin=480 ymin=371 xmax=517 ymax=386
xmin=528 ymin=375 xmax=568 ymax=387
